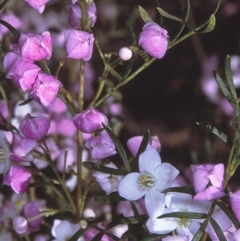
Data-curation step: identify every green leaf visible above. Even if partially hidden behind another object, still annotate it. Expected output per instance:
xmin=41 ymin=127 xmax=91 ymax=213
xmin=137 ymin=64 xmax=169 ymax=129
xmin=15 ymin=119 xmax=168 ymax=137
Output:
xmin=0 ymin=0 xmax=9 ymax=12
xmin=210 ymin=217 xmax=227 ymax=241
xmin=172 ymin=0 xmax=190 ymax=43
xmin=201 ymin=14 xmax=216 ymax=33
xmin=138 ymin=6 xmax=153 ymax=23
xmin=91 ymin=232 xmax=104 ymax=241
xmin=215 ymin=201 xmax=240 ymax=229
xmin=140 ymin=234 xmax=167 ymax=241
xmin=158 ymin=211 xmax=207 ymax=219
xmin=69 ymin=228 xmax=87 ymax=241
xmin=192 ymin=219 xmax=208 ymax=241
xmin=225 ymin=55 xmax=237 ymax=99
xmin=82 ymin=162 xmax=128 ymax=175
xmin=131 ymin=129 xmax=150 ymax=170
xmin=213 ymin=70 xmax=235 ymax=107
xmin=94 ymin=192 xmax=126 ymax=203
xmin=162 ymin=185 xmax=195 ymax=195
xmin=196 ymin=122 xmax=229 ymax=144
xmin=18 ymin=98 xmax=34 ymax=106
xmin=0 ymin=19 xmax=20 ymax=40
xmin=103 ymin=124 xmax=130 ymax=171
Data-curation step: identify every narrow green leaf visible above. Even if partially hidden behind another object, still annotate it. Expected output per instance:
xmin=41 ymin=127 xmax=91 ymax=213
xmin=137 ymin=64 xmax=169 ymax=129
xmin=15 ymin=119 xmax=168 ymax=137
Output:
xmin=82 ymin=162 xmax=128 ymax=175
xmin=91 ymin=232 xmax=104 ymax=241
xmin=172 ymin=0 xmax=190 ymax=43
xmin=69 ymin=228 xmax=87 ymax=241
xmin=18 ymin=98 xmax=34 ymax=106
xmin=138 ymin=6 xmax=153 ymax=23
xmin=0 ymin=0 xmax=9 ymax=12
xmin=140 ymin=234 xmax=167 ymax=241
xmin=192 ymin=219 xmax=208 ymax=241
xmin=162 ymin=185 xmax=195 ymax=195
xmin=225 ymin=55 xmax=237 ymax=99
xmin=196 ymin=122 xmax=228 ymax=143
xmin=158 ymin=211 xmax=207 ymax=219
xmin=103 ymin=124 xmax=130 ymax=171
xmin=215 ymin=201 xmax=240 ymax=229
xmin=0 ymin=19 xmax=20 ymax=40
xmin=201 ymin=14 xmax=216 ymax=33
xmin=94 ymin=192 xmax=126 ymax=203
xmin=210 ymin=217 xmax=227 ymax=241
xmin=131 ymin=129 xmax=150 ymax=170
xmin=213 ymin=70 xmax=235 ymax=106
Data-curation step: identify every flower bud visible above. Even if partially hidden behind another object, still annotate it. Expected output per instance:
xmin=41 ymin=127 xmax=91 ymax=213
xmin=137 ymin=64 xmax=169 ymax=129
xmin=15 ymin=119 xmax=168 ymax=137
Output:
xmin=139 ymin=22 xmax=168 ymax=59
xmin=119 ymin=47 xmax=132 ymax=61
xmin=73 ymin=108 xmax=108 ymax=134
xmin=29 ymin=72 xmax=63 ymax=108
xmin=65 ymin=29 xmax=94 ymax=60
xmin=68 ymin=2 xmax=97 ymax=29
xmin=13 ymin=216 xmax=28 ymax=234
xmin=3 ymin=165 xmax=32 ymax=194
xmin=85 ymin=130 xmax=117 ymax=160
xmin=19 ymin=31 xmax=52 ymax=61
xmin=24 ymin=0 xmax=50 ymax=14
xmin=19 ymin=114 xmax=50 ymax=141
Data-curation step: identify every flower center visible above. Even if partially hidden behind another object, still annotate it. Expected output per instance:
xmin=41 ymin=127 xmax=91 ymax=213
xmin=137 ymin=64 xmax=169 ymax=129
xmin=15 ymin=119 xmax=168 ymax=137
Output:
xmin=138 ymin=173 xmax=155 ymax=189
xmin=176 ymin=209 xmax=190 ymax=228
xmin=0 ymin=148 xmax=6 ymax=162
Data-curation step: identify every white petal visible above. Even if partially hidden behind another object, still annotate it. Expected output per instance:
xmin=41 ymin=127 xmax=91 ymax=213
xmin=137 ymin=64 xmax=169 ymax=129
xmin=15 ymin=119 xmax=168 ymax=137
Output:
xmin=165 ymin=192 xmax=192 ymax=211
xmin=146 ymin=217 xmax=177 ymax=234
xmin=118 ymin=173 xmax=146 ymax=201
xmin=154 ymin=163 xmax=179 ymax=191
xmin=139 ymin=146 xmax=161 ymax=175
xmin=145 ymin=188 xmax=165 ymax=219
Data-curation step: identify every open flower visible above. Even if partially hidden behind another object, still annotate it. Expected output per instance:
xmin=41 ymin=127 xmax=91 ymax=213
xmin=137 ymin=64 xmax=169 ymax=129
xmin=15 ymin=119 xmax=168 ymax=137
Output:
xmin=118 ymin=145 xmax=179 ymax=218
xmin=146 ymin=192 xmax=211 ymax=239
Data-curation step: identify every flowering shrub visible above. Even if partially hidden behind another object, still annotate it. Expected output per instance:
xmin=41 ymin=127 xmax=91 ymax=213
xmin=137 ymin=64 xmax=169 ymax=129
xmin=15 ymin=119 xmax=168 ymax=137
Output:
xmin=0 ymin=0 xmax=240 ymax=241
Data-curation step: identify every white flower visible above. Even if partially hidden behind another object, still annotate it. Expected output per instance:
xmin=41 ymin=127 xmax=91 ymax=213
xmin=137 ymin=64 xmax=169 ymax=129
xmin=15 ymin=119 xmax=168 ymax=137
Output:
xmin=146 ymin=192 xmax=211 ymax=240
xmin=118 ymin=145 xmax=179 ymax=219
xmin=51 ymin=219 xmax=84 ymax=241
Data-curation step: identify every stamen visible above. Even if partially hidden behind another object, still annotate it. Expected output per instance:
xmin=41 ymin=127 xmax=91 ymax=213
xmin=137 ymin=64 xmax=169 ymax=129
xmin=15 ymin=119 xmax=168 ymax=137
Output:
xmin=138 ymin=173 xmax=155 ymax=189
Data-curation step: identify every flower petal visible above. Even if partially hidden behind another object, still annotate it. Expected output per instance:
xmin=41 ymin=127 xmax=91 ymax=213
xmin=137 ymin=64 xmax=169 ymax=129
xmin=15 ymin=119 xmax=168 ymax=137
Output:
xmin=154 ymin=163 xmax=179 ymax=191
xmin=146 ymin=217 xmax=177 ymax=234
xmin=139 ymin=145 xmax=161 ymax=175
xmin=145 ymin=188 xmax=165 ymax=219
xmin=165 ymin=192 xmax=192 ymax=211
xmin=118 ymin=173 xmax=146 ymax=201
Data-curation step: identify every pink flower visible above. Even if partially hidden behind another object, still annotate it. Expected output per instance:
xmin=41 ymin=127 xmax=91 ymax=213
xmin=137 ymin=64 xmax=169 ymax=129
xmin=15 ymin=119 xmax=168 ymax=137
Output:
xmin=73 ymin=108 xmax=108 ymax=134
xmin=24 ymin=0 xmax=51 ymax=14
xmin=68 ymin=2 xmax=97 ymax=29
xmin=3 ymin=52 xmax=40 ymax=91
xmin=127 ymin=135 xmax=161 ymax=157
xmin=65 ymin=29 xmax=94 ymax=60
xmin=18 ymin=31 xmax=52 ymax=61
xmin=29 ymin=72 xmax=62 ymax=108
xmin=191 ymin=164 xmax=225 ymax=201
xmin=229 ymin=189 xmax=240 ymax=220
xmin=3 ymin=165 xmax=32 ymax=194
xmin=139 ymin=22 xmax=168 ymax=59
xmin=85 ymin=130 xmax=117 ymax=160
xmin=119 ymin=47 xmax=132 ymax=61
xmin=19 ymin=114 xmax=50 ymax=141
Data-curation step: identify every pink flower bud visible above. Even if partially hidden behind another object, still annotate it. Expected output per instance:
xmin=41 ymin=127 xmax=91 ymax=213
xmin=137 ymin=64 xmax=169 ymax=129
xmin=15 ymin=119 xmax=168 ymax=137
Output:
xmin=68 ymin=2 xmax=97 ymax=29
xmin=24 ymin=0 xmax=50 ymax=14
xmin=85 ymin=130 xmax=117 ymax=160
xmin=19 ymin=114 xmax=50 ymax=141
xmin=19 ymin=31 xmax=52 ymax=61
xmin=3 ymin=52 xmax=41 ymax=91
xmin=13 ymin=216 xmax=28 ymax=234
xmin=29 ymin=72 xmax=63 ymax=108
xmin=139 ymin=22 xmax=168 ymax=59
xmin=65 ymin=29 xmax=94 ymax=60
xmin=73 ymin=108 xmax=108 ymax=134
xmin=3 ymin=165 xmax=32 ymax=194
xmin=119 ymin=47 xmax=132 ymax=61
xmin=127 ymin=135 xmax=161 ymax=157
